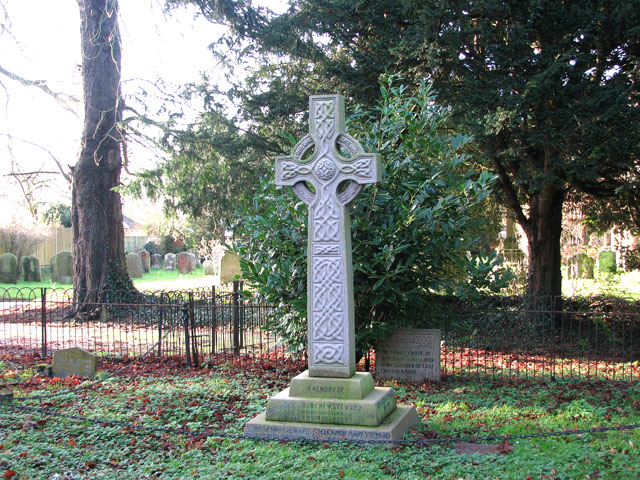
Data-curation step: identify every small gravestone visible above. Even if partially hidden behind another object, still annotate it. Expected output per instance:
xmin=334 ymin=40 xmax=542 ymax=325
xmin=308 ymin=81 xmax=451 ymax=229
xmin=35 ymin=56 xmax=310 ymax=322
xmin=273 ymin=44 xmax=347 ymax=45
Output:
xmin=164 ymin=253 xmax=176 ymax=270
xmin=50 ymin=250 xmax=73 ymax=284
xmin=151 ymin=254 xmax=162 ymax=270
xmin=189 ymin=249 xmax=202 ymax=268
xmin=52 ymin=347 xmax=97 ymax=378
xmin=126 ymin=253 xmax=143 ymax=278
xmin=376 ymin=329 xmax=442 ymax=384
xmin=0 ymin=253 xmax=18 ymax=284
xmin=569 ymin=253 xmax=594 ymax=279
xmin=220 ymin=252 xmax=242 ymax=284
xmin=599 ymin=250 xmax=616 ymax=274
xmin=187 ymin=252 xmax=197 ymax=271
xmin=202 ymin=260 xmax=215 ymax=276
xmin=177 ymin=252 xmax=192 ymax=274
xmin=22 ymin=256 xmax=41 ymax=282
xmin=137 ymin=250 xmax=151 ymax=273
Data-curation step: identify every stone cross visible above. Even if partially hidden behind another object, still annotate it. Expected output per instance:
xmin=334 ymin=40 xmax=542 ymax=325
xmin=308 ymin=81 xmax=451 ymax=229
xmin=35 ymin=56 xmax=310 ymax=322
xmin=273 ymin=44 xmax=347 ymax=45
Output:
xmin=276 ymin=95 xmax=382 ymax=378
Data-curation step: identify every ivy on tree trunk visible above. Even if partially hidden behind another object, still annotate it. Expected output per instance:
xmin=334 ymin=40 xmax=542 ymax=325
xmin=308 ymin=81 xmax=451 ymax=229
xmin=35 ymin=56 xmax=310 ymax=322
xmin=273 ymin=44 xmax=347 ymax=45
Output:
xmin=72 ymin=0 xmax=134 ymax=308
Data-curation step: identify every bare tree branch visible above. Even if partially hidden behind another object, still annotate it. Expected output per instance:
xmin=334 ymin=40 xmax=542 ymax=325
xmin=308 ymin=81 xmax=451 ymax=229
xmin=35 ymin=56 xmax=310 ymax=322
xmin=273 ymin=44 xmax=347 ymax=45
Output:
xmin=0 ymin=63 xmax=80 ymax=117
xmin=0 ymin=133 xmax=73 ymax=183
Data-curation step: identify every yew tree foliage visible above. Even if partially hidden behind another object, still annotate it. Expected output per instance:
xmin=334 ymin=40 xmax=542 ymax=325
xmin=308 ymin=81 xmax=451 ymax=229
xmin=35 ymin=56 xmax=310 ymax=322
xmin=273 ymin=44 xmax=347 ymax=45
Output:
xmin=171 ymin=0 xmax=640 ymax=298
xmin=234 ymin=82 xmax=510 ymax=354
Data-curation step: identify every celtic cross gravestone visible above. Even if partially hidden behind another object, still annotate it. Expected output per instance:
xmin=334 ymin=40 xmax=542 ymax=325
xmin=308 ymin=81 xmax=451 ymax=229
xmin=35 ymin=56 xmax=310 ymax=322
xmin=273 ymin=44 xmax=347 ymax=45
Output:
xmin=276 ymin=94 xmax=382 ymax=378
xmin=245 ymin=95 xmax=418 ymax=443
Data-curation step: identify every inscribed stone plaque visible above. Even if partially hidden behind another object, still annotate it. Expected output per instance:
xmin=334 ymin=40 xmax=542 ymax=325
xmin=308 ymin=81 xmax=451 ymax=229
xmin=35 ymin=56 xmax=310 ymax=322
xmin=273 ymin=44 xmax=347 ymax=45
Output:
xmin=52 ymin=347 xmax=97 ymax=378
xmin=220 ymin=252 xmax=242 ymax=284
xmin=376 ymin=329 xmax=441 ymax=383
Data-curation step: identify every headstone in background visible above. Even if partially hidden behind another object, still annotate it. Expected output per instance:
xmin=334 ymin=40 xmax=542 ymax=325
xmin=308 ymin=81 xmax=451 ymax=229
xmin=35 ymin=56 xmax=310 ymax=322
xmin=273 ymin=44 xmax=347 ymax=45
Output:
xmin=22 ymin=256 xmax=41 ymax=282
xmin=219 ymin=252 xmax=242 ymax=284
xmin=150 ymin=254 xmax=162 ymax=270
xmin=187 ymin=252 xmax=197 ymax=271
xmin=126 ymin=253 xmax=143 ymax=278
xmin=50 ymin=250 xmax=73 ymax=284
xmin=164 ymin=253 xmax=176 ymax=271
xmin=599 ymin=250 xmax=616 ymax=274
xmin=569 ymin=253 xmax=594 ymax=279
xmin=0 ymin=253 xmax=18 ymax=284
xmin=52 ymin=347 xmax=97 ymax=378
xmin=376 ymin=329 xmax=442 ymax=384
xmin=137 ymin=250 xmax=151 ymax=273
xmin=177 ymin=252 xmax=193 ymax=274
xmin=202 ymin=260 xmax=215 ymax=276
xmin=188 ymin=249 xmax=202 ymax=268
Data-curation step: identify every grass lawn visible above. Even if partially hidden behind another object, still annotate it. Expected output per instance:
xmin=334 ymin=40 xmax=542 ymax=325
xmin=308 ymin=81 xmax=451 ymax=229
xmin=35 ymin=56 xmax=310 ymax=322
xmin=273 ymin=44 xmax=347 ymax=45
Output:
xmin=562 ymin=271 xmax=640 ymax=299
xmin=0 ymin=358 xmax=638 ymax=479
xmin=0 ymin=268 xmax=218 ymax=299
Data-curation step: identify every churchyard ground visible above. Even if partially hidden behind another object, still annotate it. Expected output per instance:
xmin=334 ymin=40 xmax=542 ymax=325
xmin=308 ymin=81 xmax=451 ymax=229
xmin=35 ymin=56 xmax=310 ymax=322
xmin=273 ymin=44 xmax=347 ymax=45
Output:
xmin=0 ymin=356 xmax=638 ymax=479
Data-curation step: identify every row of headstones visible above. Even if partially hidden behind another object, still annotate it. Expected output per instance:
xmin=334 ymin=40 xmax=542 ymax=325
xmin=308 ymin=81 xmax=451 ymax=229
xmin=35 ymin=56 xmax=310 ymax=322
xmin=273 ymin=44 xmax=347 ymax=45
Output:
xmin=0 ymin=251 xmax=74 ymax=284
xmin=568 ymin=250 xmax=617 ymax=279
xmin=125 ymin=250 xmax=203 ymax=278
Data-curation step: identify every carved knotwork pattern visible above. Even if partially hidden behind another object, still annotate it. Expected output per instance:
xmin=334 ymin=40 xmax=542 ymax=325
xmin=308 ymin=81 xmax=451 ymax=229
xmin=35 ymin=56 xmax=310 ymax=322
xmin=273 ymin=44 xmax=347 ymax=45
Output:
xmin=314 ymin=100 xmax=336 ymax=141
xmin=313 ymin=195 xmax=340 ymax=242
xmin=338 ymin=158 xmax=373 ymax=178
xmin=314 ymin=343 xmax=344 ymax=365
xmin=279 ymin=161 xmax=311 ymax=181
xmin=312 ymin=257 xmax=344 ymax=343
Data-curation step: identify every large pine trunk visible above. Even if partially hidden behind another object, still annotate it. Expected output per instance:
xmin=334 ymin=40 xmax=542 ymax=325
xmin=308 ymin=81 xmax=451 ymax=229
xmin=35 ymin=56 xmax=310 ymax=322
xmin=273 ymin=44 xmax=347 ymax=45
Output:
xmin=72 ymin=0 xmax=133 ymax=308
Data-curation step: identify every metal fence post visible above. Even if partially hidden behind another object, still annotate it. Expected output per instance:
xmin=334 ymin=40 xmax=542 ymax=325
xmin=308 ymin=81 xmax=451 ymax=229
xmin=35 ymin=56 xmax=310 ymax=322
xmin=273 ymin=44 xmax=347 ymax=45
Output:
xmin=211 ymin=286 xmax=217 ymax=355
xmin=182 ymin=302 xmax=192 ymax=367
xmin=158 ymin=293 xmax=165 ymax=357
xmin=189 ymin=291 xmax=199 ymax=368
xmin=40 ymin=287 xmax=47 ymax=358
xmin=232 ymin=280 xmax=240 ymax=355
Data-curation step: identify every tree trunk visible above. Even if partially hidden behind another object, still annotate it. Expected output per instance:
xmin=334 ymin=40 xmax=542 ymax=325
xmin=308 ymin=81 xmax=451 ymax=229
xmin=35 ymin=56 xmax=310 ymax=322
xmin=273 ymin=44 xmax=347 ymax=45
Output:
xmin=72 ymin=0 xmax=133 ymax=308
xmin=525 ymin=188 xmax=564 ymax=298
xmin=523 ymin=186 xmax=565 ymax=327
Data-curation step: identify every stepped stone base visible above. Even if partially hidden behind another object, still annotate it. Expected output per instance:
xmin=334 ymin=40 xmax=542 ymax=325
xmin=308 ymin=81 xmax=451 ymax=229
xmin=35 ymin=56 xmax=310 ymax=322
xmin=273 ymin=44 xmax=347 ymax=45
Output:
xmin=265 ymin=386 xmax=396 ymax=426
xmin=244 ymin=370 xmax=419 ymax=442
xmin=245 ymin=405 xmax=419 ymax=443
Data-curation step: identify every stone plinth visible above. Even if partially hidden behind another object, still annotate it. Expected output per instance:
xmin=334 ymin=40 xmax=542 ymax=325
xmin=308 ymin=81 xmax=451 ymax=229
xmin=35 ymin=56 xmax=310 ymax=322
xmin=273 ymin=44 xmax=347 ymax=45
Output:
xmin=245 ymin=405 xmax=418 ymax=443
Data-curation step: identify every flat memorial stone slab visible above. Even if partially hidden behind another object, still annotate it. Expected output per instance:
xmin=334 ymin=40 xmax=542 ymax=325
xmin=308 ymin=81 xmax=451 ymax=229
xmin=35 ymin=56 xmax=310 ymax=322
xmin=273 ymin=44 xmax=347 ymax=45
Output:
xmin=376 ymin=328 xmax=441 ymax=384
xmin=245 ymin=405 xmax=419 ymax=444
xmin=289 ymin=370 xmax=374 ymax=400
xmin=52 ymin=347 xmax=97 ymax=379
xmin=265 ymin=386 xmax=396 ymax=427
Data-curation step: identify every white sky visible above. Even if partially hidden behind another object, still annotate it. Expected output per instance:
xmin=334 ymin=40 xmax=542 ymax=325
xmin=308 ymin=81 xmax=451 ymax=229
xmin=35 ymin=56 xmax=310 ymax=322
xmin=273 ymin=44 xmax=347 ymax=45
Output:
xmin=0 ymin=0 xmax=269 ymax=222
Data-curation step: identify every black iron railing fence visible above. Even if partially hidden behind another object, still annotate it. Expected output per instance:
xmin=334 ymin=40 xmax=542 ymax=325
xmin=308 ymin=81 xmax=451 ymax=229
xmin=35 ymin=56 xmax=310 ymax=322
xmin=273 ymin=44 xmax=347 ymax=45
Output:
xmin=1 ymin=287 xmax=638 ymax=381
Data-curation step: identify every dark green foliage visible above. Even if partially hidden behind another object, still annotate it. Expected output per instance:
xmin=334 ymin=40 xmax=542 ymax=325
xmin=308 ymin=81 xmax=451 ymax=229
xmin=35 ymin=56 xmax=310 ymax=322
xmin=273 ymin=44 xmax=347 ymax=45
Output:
xmin=41 ymin=202 xmax=72 ymax=228
xmin=169 ymin=0 xmax=640 ymax=298
xmin=234 ymin=80 xmax=511 ymax=354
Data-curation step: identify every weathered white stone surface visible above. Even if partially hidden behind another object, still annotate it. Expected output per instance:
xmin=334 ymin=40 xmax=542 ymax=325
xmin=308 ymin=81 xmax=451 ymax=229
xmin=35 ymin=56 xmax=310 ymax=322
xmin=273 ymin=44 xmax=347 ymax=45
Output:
xmin=275 ymin=95 xmax=382 ymax=378
xmin=220 ymin=252 xmax=242 ymax=284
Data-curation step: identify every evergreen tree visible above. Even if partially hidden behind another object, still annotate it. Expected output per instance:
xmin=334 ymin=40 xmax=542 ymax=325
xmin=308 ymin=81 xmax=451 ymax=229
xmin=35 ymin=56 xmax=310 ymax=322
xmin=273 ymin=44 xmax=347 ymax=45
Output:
xmin=168 ymin=0 xmax=639 ymax=297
